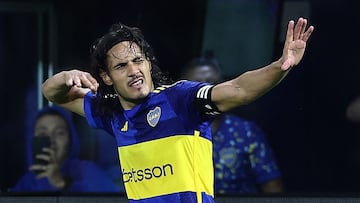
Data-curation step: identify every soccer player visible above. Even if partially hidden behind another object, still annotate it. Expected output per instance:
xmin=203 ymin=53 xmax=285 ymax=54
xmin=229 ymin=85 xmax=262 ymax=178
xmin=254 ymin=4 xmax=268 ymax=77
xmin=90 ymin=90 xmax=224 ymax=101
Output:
xmin=42 ymin=18 xmax=313 ymax=202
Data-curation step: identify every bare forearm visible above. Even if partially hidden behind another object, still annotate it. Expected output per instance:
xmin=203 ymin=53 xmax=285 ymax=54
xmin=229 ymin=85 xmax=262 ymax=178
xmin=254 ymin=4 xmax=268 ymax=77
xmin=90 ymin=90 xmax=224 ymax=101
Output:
xmin=42 ymin=71 xmax=73 ymax=104
xmin=42 ymin=70 xmax=98 ymax=116
xmin=232 ymin=60 xmax=289 ymax=101
xmin=212 ymin=17 xmax=314 ymax=112
xmin=42 ymin=69 xmax=97 ymax=102
xmin=213 ymin=60 xmax=290 ymax=112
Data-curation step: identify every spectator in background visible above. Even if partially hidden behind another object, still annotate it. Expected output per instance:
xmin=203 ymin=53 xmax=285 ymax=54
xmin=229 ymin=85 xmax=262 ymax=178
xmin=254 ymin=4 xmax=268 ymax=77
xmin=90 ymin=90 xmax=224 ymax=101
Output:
xmin=346 ymin=97 xmax=360 ymax=123
xmin=11 ymin=105 xmax=120 ymax=193
xmin=181 ymin=52 xmax=284 ymax=194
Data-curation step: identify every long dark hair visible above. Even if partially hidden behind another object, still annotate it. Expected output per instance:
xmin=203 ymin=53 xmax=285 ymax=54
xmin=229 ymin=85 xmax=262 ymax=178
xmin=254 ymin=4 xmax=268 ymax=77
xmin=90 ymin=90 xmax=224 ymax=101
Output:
xmin=90 ymin=22 xmax=173 ymax=116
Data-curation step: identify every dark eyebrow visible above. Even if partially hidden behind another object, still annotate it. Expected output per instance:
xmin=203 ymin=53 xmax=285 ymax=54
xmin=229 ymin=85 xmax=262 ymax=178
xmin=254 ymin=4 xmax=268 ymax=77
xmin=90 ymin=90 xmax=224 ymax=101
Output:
xmin=111 ymin=61 xmax=128 ymax=69
xmin=116 ymin=61 xmax=127 ymax=66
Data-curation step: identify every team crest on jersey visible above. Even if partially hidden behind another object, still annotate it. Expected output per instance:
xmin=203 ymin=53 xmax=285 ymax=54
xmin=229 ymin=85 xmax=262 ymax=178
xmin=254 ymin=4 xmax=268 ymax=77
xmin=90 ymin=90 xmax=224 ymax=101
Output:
xmin=219 ymin=147 xmax=238 ymax=168
xmin=147 ymin=106 xmax=161 ymax=127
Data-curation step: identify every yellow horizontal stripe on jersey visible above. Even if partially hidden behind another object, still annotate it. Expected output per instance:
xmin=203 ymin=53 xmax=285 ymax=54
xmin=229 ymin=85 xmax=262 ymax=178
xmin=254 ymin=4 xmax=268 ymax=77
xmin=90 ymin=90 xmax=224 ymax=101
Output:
xmin=118 ymin=132 xmax=214 ymax=200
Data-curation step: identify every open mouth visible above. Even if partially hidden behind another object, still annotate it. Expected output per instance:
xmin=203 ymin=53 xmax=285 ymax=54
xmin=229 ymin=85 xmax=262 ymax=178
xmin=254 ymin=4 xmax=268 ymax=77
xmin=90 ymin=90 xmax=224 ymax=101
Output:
xmin=129 ymin=78 xmax=144 ymax=88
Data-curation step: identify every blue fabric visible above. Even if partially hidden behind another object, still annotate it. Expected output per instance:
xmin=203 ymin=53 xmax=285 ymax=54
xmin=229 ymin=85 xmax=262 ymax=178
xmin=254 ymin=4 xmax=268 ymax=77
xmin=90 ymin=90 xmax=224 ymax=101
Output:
xmin=128 ymin=192 xmax=214 ymax=203
xmin=84 ymin=81 xmax=215 ymax=202
xmin=213 ymin=114 xmax=281 ymax=194
xmin=84 ymin=81 xmax=215 ymax=146
xmin=11 ymin=105 xmax=120 ymax=192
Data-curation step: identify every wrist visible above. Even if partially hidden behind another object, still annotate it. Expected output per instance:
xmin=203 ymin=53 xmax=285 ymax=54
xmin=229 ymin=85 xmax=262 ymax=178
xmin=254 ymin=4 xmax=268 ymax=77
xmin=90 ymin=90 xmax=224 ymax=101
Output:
xmin=273 ymin=59 xmax=292 ymax=72
xmin=273 ymin=59 xmax=284 ymax=69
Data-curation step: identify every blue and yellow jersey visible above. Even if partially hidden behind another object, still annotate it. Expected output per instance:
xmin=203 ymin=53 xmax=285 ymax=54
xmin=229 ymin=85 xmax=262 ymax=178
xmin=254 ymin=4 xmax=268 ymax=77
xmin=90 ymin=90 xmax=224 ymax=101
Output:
xmin=84 ymin=80 xmax=216 ymax=203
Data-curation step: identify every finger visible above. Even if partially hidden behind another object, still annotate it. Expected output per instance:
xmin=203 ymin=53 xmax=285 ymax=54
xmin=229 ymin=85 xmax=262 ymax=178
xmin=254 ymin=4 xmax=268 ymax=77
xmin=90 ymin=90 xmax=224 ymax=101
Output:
xmin=35 ymin=149 xmax=51 ymax=162
xmin=65 ymin=76 xmax=75 ymax=87
xmin=42 ymin=148 xmax=56 ymax=162
xmin=302 ymin=25 xmax=314 ymax=42
xmin=300 ymin=18 xmax=307 ymax=34
xmin=30 ymin=164 xmax=47 ymax=171
xmin=80 ymin=74 xmax=98 ymax=91
xmin=293 ymin=17 xmax=304 ymax=40
xmin=73 ymin=75 xmax=82 ymax=87
xmin=285 ymin=20 xmax=295 ymax=47
xmin=36 ymin=154 xmax=51 ymax=162
xmin=85 ymin=73 xmax=99 ymax=91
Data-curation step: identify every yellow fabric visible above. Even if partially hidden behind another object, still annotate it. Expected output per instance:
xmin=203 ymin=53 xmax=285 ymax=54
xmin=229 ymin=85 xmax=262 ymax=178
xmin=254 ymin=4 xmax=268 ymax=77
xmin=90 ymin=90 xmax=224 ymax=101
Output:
xmin=118 ymin=132 xmax=214 ymax=200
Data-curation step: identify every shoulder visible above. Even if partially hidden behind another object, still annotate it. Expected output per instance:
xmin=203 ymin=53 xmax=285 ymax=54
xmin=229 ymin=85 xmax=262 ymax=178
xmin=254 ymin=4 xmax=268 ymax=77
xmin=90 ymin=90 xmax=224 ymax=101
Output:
xmin=152 ymin=80 xmax=210 ymax=101
xmin=153 ymin=80 xmax=203 ymax=93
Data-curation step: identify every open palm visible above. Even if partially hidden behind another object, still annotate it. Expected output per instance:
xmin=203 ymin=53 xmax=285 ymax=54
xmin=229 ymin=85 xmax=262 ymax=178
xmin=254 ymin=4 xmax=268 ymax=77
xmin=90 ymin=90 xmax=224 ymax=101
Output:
xmin=281 ymin=17 xmax=314 ymax=70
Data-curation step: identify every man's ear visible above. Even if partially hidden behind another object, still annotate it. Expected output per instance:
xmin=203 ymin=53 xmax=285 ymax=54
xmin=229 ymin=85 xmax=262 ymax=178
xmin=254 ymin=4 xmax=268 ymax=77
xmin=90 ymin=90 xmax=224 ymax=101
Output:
xmin=99 ymin=69 xmax=113 ymax=85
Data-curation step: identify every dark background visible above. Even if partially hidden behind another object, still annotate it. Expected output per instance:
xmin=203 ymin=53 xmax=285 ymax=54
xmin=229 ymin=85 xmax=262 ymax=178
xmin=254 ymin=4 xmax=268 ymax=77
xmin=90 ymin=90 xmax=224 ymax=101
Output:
xmin=1 ymin=0 xmax=360 ymax=195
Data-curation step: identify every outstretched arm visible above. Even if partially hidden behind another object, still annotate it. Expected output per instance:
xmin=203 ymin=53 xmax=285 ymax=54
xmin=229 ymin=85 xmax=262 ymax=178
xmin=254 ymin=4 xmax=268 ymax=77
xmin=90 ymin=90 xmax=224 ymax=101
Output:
xmin=212 ymin=17 xmax=314 ymax=112
xmin=42 ymin=70 xmax=99 ymax=116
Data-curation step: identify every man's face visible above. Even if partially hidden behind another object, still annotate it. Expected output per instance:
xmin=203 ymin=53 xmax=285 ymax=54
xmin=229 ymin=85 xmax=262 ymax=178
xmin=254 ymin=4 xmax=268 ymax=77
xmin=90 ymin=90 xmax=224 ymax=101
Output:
xmin=34 ymin=115 xmax=70 ymax=164
xmin=103 ymin=41 xmax=154 ymax=110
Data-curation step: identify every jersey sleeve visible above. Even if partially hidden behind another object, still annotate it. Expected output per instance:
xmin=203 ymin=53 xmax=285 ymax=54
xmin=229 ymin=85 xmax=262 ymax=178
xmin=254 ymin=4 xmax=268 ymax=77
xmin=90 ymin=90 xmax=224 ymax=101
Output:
xmin=193 ymin=84 xmax=222 ymax=116
xmin=171 ymin=80 xmax=221 ymax=119
xmin=83 ymin=92 xmax=113 ymax=135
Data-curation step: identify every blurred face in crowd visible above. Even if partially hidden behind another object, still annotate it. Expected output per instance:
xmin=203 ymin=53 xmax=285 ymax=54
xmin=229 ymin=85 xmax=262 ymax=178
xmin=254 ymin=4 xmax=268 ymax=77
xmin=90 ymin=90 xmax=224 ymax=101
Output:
xmin=34 ymin=114 xmax=70 ymax=164
xmin=184 ymin=65 xmax=221 ymax=84
xmin=101 ymin=41 xmax=154 ymax=110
